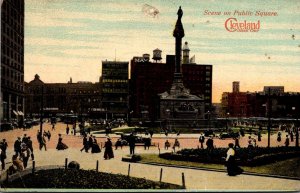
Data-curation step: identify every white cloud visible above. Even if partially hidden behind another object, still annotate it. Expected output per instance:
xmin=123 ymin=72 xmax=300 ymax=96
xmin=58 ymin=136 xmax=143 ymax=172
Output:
xmin=25 ymin=12 xmax=86 ymax=27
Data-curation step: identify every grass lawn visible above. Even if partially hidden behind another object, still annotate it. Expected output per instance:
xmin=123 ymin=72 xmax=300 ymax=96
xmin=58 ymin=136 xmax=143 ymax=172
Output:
xmin=140 ymin=154 xmax=300 ymax=178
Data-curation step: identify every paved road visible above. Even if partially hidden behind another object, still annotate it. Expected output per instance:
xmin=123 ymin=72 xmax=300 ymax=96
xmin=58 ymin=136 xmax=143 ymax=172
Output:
xmin=1 ymin=123 xmax=299 ymax=191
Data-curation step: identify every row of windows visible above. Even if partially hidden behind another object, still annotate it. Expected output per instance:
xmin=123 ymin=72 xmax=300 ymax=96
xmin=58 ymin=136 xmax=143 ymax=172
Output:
xmin=1 ymin=78 xmax=23 ymax=91
xmin=2 ymin=0 xmax=24 ymax=16
xmin=184 ymin=77 xmax=211 ymax=81
xmin=1 ymin=66 xmax=23 ymax=82
xmin=103 ymin=84 xmax=128 ymax=89
xmin=71 ymin=90 xmax=100 ymax=94
xmin=183 ymin=69 xmax=211 ymax=75
xmin=2 ymin=19 xmax=24 ymax=38
xmin=2 ymin=56 xmax=24 ymax=72
xmin=102 ymin=79 xmax=128 ymax=83
xmin=2 ymin=32 xmax=24 ymax=53
xmin=102 ymin=63 xmax=128 ymax=68
xmin=102 ymin=88 xmax=128 ymax=93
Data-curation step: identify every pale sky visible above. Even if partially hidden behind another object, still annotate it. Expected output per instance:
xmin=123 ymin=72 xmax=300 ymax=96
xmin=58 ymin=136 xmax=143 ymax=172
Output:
xmin=24 ymin=0 xmax=300 ymax=103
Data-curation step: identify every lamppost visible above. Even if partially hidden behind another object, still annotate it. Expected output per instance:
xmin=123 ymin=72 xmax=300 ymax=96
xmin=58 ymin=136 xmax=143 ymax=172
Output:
xmin=267 ymin=88 xmax=271 ymax=148
xmin=207 ymin=111 xmax=211 ymax=131
xmin=292 ymin=107 xmax=299 ymax=147
xmin=39 ymin=85 xmax=44 ymax=134
xmin=165 ymin=109 xmax=170 ymax=131
xmin=226 ymin=112 xmax=230 ymax=131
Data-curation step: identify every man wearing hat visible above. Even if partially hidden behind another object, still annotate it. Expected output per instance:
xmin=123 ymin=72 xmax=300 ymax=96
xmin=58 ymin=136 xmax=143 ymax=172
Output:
xmin=14 ymin=137 xmax=22 ymax=156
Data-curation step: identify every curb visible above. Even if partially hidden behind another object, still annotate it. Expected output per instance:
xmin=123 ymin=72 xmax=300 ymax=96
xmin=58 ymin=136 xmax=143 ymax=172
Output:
xmin=137 ymin=161 xmax=300 ymax=181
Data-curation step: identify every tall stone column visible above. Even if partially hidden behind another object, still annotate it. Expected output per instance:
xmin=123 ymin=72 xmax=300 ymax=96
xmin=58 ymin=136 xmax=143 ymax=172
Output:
xmin=173 ymin=6 xmax=185 ymax=82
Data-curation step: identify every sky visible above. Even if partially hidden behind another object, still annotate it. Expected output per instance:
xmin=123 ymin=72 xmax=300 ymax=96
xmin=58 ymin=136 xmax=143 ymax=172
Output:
xmin=24 ymin=0 xmax=300 ymax=103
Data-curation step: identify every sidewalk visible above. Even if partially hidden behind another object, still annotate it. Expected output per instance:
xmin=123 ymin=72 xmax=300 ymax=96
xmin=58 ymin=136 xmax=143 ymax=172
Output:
xmin=2 ymin=147 xmax=300 ymax=191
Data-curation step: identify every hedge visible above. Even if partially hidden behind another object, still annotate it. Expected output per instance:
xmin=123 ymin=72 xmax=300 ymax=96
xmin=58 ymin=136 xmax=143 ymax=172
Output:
xmin=2 ymin=169 xmax=182 ymax=189
xmin=159 ymin=147 xmax=300 ymax=166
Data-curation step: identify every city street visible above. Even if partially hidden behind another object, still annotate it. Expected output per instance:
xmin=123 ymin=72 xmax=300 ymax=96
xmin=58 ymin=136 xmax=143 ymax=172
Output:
xmin=0 ymin=122 xmax=299 ymax=191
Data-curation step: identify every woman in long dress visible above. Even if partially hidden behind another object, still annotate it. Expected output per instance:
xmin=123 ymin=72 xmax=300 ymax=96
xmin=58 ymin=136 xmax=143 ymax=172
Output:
xmin=103 ymin=137 xmax=114 ymax=159
xmin=56 ymin=134 xmax=68 ymax=150
xmin=226 ymin=143 xmax=243 ymax=176
xmin=91 ymin=136 xmax=101 ymax=153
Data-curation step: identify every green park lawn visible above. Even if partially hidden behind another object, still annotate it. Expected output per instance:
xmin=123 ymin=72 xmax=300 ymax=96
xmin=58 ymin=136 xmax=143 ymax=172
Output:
xmin=140 ymin=154 xmax=300 ymax=178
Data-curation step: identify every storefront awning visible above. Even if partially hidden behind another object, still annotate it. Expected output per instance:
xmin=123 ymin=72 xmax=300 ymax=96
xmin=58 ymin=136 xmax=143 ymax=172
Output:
xmin=13 ymin=110 xmax=18 ymax=115
xmin=18 ymin=111 xmax=24 ymax=116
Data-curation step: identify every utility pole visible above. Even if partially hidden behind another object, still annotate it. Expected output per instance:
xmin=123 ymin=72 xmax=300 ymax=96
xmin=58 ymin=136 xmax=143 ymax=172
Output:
xmin=267 ymin=87 xmax=271 ymax=148
xmin=293 ymin=107 xmax=299 ymax=148
xmin=40 ymin=85 xmax=44 ymax=134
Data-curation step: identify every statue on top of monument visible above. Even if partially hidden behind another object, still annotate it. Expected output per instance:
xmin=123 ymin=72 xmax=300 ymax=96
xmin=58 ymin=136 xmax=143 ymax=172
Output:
xmin=173 ymin=6 xmax=185 ymax=38
xmin=177 ymin=6 xmax=183 ymax=20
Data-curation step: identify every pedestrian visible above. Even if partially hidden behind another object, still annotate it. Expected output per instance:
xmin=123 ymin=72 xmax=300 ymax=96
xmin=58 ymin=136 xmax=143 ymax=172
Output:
xmin=47 ymin=130 xmax=51 ymax=141
xmin=22 ymin=134 xmax=28 ymax=144
xmin=56 ymin=134 xmax=68 ymax=150
xmin=14 ymin=137 xmax=22 ymax=156
xmin=173 ymin=138 xmax=180 ymax=149
xmin=80 ymin=135 xmax=89 ymax=153
xmin=164 ymin=140 xmax=170 ymax=150
xmin=0 ymin=148 xmax=5 ymax=170
xmin=252 ymin=138 xmax=257 ymax=147
xmin=52 ymin=123 xmax=55 ymax=131
xmin=12 ymin=154 xmax=24 ymax=171
xmin=257 ymin=130 xmax=261 ymax=142
xmin=206 ymin=136 xmax=214 ymax=153
xmin=26 ymin=136 xmax=34 ymax=160
xmin=149 ymin=130 xmax=154 ymax=138
xmin=144 ymin=133 xmax=151 ymax=150
xmin=0 ymin=139 xmax=8 ymax=154
xmin=247 ymin=136 xmax=254 ymax=148
xmin=20 ymin=144 xmax=31 ymax=169
xmin=234 ymin=137 xmax=240 ymax=149
xmin=277 ymin=132 xmax=282 ymax=142
xmin=284 ymin=135 xmax=290 ymax=147
xmin=290 ymin=131 xmax=294 ymax=142
xmin=88 ymin=135 xmax=93 ymax=151
xmin=199 ymin=134 xmax=205 ymax=149
xmin=115 ymin=138 xmax=123 ymax=150
xmin=91 ymin=136 xmax=101 ymax=153
xmin=225 ymin=143 xmax=243 ymax=176
xmin=66 ymin=124 xmax=70 ymax=135
xmin=103 ymin=137 xmax=114 ymax=160
xmin=73 ymin=124 xmax=76 ymax=136
xmin=0 ymin=139 xmax=8 ymax=170
xmin=128 ymin=133 xmax=136 ymax=155
xmin=38 ymin=132 xmax=47 ymax=151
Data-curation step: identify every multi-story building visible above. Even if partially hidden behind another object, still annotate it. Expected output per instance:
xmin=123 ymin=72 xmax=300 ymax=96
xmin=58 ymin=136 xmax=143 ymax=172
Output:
xmin=25 ymin=75 xmax=102 ymax=118
xmin=263 ymin=86 xmax=284 ymax=95
xmin=221 ymin=83 xmax=300 ymax=118
xmin=130 ymin=46 xmax=212 ymax=120
xmin=1 ymin=0 xmax=25 ymax=121
xmin=101 ymin=61 xmax=129 ymax=119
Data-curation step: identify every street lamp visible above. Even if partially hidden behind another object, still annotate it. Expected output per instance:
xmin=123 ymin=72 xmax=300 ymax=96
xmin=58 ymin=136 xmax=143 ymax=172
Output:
xmin=292 ymin=107 xmax=299 ymax=147
xmin=165 ymin=109 xmax=170 ymax=131
xmin=39 ymin=85 xmax=44 ymax=134
xmin=226 ymin=112 xmax=230 ymax=131
xmin=267 ymin=88 xmax=271 ymax=148
xmin=207 ymin=111 xmax=211 ymax=130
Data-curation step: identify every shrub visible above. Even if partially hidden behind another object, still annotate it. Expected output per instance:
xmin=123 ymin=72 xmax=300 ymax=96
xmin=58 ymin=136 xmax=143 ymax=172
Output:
xmin=2 ymin=169 xmax=182 ymax=189
xmin=159 ymin=147 xmax=300 ymax=166
xmin=68 ymin=161 xmax=80 ymax=169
